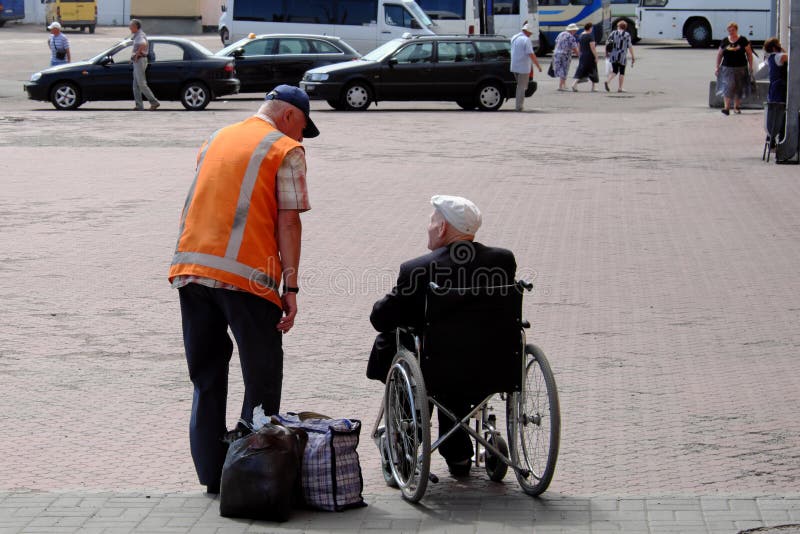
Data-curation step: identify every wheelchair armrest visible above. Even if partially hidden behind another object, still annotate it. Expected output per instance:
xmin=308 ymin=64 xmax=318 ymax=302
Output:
xmin=521 ymin=320 xmax=531 ymax=329
xmin=395 ymin=326 xmax=421 ymax=354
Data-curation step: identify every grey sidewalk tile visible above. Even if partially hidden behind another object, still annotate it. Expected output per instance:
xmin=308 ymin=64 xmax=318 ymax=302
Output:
xmin=675 ymin=511 xmax=705 ymax=521
xmin=699 ymin=499 xmax=732 ymax=511
xmin=10 ymin=507 xmax=47 ymax=517
xmin=17 ymin=527 xmax=80 ymax=533
xmin=647 ymin=510 xmax=677 ymax=521
xmin=759 ymin=511 xmax=792 ymax=522
xmin=618 ymin=501 xmax=647 ymax=512
xmin=735 ymin=520 xmax=768 ymax=530
xmin=591 ymin=511 xmax=648 ymax=522
xmin=728 ymin=499 xmax=761 ymax=511
xmin=591 ymin=499 xmax=622 ymax=511
xmin=647 ymin=500 xmax=702 ymax=511
xmin=703 ymin=511 xmax=762 ymax=521
xmin=704 ymin=520 xmax=737 ymax=531
xmin=589 ymin=520 xmax=650 ymax=532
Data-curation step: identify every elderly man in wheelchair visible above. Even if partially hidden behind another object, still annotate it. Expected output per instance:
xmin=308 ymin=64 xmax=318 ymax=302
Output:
xmin=367 ymin=195 xmax=560 ymax=502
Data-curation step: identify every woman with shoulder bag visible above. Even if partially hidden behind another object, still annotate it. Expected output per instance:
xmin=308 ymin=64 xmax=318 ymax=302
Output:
xmin=715 ymin=22 xmax=754 ymax=115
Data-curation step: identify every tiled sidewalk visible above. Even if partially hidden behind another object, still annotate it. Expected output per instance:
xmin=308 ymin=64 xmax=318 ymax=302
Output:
xmin=1 ymin=491 xmax=799 ymax=534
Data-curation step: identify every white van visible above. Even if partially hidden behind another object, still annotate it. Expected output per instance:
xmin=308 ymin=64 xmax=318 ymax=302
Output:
xmin=218 ymin=0 xmax=437 ymax=54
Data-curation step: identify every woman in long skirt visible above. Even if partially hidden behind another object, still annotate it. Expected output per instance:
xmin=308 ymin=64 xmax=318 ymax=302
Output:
xmin=572 ymin=23 xmax=599 ymax=91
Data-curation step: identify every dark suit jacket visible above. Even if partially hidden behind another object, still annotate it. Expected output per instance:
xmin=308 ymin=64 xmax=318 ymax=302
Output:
xmin=367 ymin=241 xmax=517 ymax=382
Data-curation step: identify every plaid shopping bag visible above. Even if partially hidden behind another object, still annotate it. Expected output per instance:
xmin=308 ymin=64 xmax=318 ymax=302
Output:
xmin=273 ymin=413 xmax=366 ymax=512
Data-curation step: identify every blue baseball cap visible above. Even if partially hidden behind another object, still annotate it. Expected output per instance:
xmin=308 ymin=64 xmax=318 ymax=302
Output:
xmin=264 ymin=85 xmax=320 ymax=138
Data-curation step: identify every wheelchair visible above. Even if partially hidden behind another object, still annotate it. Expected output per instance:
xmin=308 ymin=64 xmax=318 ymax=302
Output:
xmin=371 ymin=280 xmax=561 ymax=502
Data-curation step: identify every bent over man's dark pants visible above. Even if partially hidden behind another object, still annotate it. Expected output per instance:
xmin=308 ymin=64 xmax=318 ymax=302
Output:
xmin=179 ymin=283 xmax=283 ymax=488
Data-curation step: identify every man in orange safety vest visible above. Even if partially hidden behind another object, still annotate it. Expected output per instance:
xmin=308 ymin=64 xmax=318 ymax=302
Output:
xmin=168 ymin=85 xmax=319 ymax=494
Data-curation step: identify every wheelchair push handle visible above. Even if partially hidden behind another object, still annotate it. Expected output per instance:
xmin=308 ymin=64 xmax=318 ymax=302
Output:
xmin=518 ymin=280 xmax=534 ymax=292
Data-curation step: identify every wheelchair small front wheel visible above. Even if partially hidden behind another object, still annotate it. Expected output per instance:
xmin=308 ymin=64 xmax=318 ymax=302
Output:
xmin=379 ymin=431 xmax=399 ymax=488
xmin=508 ymin=344 xmax=560 ymax=496
xmin=384 ymin=348 xmax=431 ymax=502
xmin=484 ymin=434 xmax=509 ymax=482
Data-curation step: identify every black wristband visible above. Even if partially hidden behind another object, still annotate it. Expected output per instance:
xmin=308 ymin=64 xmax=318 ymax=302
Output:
xmin=284 ymin=286 xmax=299 ymax=294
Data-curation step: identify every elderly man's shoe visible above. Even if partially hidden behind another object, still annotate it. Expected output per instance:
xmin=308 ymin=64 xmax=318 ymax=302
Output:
xmin=447 ymin=459 xmax=471 ymax=477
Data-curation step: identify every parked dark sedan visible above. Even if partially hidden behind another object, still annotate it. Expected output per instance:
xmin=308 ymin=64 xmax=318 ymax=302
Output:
xmin=25 ymin=37 xmax=240 ymax=111
xmin=215 ymin=34 xmax=360 ymax=93
xmin=300 ymin=35 xmax=537 ymax=111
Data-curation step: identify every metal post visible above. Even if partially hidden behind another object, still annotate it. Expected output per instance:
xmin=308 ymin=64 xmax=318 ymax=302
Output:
xmin=776 ymin=0 xmax=799 ymax=162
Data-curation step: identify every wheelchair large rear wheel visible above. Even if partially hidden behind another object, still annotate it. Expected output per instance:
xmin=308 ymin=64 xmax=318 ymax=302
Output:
xmin=507 ymin=343 xmax=560 ymax=496
xmin=384 ymin=349 xmax=431 ymax=502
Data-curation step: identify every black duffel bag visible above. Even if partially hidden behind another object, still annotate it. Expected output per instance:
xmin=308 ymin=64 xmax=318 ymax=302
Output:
xmin=219 ymin=423 xmax=307 ymax=522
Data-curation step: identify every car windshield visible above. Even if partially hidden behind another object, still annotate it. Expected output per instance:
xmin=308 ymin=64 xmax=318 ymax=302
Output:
xmin=361 ymin=39 xmax=405 ymax=61
xmin=405 ymin=2 xmax=434 ymax=28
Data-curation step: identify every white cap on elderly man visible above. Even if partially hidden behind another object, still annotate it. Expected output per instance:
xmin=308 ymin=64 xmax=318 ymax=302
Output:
xmin=522 ymin=22 xmax=532 ymax=32
xmin=431 ymin=195 xmax=482 ymax=235
xmin=48 ymin=21 xmax=62 ymax=30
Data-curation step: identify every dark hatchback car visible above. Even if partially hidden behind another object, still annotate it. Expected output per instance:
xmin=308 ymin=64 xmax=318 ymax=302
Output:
xmin=215 ymin=34 xmax=360 ymax=93
xmin=25 ymin=37 xmax=240 ymax=111
xmin=300 ymin=35 xmax=536 ymax=111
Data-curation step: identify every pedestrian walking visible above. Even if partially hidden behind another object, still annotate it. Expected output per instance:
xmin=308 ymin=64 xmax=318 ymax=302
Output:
xmin=553 ymin=23 xmax=579 ymax=91
xmin=510 ymin=22 xmax=542 ymax=112
xmin=714 ymin=22 xmax=753 ymax=115
xmin=605 ymin=20 xmax=635 ymax=93
xmin=571 ymin=22 xmax=599 ymax=92
xmin=168 ymin=85 xmax=319 ymax=494
xmin=47 ymin=22 xmax=70 ymax=66
xmin=129 ymin=19 xmax=160 ymax=111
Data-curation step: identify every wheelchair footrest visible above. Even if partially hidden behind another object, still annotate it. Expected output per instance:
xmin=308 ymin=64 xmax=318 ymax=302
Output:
xmin=429 ymin=472 xmax=439 ymax=483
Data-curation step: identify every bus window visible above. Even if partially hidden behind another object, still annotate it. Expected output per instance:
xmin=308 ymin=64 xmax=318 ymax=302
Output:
xmin=493 ymin=1 xmax=519 ymax=16
xmin=286 ymin=1 xmax=333 ymax=23
xmin=415 ymin=0 xmax=465 ymax=19
xmin=337 ymin=0 xmax=378 ymax=25
xmin=385 ymin=4 xmax=416 ymax=27
xmin=233 ymin=0 xmax=282 ymax=21
xmin=570 ymin=0 xmax=593 ymax=5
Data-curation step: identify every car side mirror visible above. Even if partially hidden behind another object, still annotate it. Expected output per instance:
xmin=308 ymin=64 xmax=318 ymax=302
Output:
xmin=99 ymin=56 xmax=112 ymax=66
xmin=233 ymin=47 xmax=245 ymax=58
xmin=387 ymin=58 xmax=398 ymax=67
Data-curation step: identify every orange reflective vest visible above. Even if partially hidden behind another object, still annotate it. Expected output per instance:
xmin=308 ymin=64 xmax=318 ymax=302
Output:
xmin=168 ymin=117 xmax=302 ymax=308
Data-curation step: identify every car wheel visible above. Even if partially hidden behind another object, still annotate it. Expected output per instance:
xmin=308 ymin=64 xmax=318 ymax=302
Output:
xmin=89 ymin=25 xmax=96 ymax=34
xmin=340 ymin=81 xmax=372 ymax=111
xmin=50 ymin=81 xmax=81 ymax=110
xmin=456 ymin=99 xmax=476 ymax=110
xmin=0 ymin=20 xmax=6 ymax=28
xmin=326 ymin=99 xmax=346 ymax=111
xmin=476 ymin=82 xmax=504 ymax=111
xmin=181 ymin=81 xmax=211 ymax=111
xmin=220 ymin=27 xmax=229 ymax=45
xmin=686 ymin=19 xmax=712 ymax=48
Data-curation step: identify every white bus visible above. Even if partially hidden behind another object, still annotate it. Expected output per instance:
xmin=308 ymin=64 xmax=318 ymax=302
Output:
xmin=636 ymin=0 xmax=772 ymax=48
xmin=610 ymin=0 xmax=639 ymax=42
xmin=415 ymin=0 xmax=540 ymax=43
xmin=218 ymin=0 xmax=437 ymax=54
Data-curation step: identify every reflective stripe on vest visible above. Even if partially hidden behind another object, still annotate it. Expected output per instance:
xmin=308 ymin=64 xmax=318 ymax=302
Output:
xmin=171 ymin=251 xmax=278 ymax=291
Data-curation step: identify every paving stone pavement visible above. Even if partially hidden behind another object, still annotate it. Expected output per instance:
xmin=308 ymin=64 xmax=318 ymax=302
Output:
xmin=1 ymin=492 xmax=799 ymax=533
xmin=1 ymin=26 xmax=800 ymax=533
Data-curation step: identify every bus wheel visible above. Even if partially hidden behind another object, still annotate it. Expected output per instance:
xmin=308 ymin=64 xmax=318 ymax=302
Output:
xmin=686 ymin=20 xmax=712 ymax=48
xmin=89 ymin=25 xmax=95 ymax=34
xmin=220 ymin=27 xmax=229 ymax=45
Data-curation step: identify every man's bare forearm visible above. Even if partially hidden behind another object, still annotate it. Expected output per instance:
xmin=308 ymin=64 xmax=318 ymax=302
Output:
xmin=277 ymin=209 xmax=302 ymax=287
